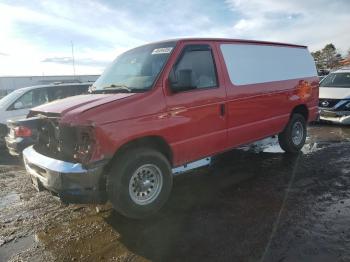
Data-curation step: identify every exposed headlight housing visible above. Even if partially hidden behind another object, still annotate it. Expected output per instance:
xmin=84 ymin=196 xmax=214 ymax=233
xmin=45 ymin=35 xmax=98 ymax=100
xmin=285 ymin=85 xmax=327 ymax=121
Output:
xmin=73 ymin=126 xmax=96 ymax=165
xmin=345 ymin=102 xmax=350 ymax=109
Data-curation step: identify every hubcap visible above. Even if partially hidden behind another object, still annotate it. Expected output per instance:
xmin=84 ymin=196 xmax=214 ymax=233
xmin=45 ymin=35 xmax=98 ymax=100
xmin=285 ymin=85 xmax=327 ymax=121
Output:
xmin=129 ymin=164 xmax=163 ymax=205
xmin=292 ymin=121 xmax=304 ymax=145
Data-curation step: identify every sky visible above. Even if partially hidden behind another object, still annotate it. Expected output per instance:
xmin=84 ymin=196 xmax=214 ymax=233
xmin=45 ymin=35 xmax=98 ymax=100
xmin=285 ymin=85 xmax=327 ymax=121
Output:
xmin=0 ymin=0 xmax=349 ymax=76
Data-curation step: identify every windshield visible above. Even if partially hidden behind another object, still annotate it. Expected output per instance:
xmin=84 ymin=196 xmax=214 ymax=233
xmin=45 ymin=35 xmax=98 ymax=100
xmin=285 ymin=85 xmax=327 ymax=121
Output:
xmin=0 ymin=89 xmax=24 ymax=108
xmin=320 ymin=72 xmax=350 ymax=88
xmin=92 ymin=41 xmax=176 ymax=93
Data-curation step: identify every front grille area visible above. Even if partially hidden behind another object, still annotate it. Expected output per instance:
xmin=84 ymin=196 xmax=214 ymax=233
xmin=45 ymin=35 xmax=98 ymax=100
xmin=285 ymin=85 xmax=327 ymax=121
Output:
xmin=318 ymin=99 xmax=340 ymax=108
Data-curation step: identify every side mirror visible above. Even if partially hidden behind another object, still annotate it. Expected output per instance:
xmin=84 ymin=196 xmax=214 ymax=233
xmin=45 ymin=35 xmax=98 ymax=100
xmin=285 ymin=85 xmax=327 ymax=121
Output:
xmin=13 ymin=101 xmax=24 ymax=110
xmin=169 ymin=69 xmax=196 ymax=92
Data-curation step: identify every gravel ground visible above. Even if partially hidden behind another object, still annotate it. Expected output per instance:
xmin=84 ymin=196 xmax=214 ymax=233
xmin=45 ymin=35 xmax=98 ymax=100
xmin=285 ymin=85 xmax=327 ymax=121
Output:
xmin=0 ymin=124 xmax=350 ymax=262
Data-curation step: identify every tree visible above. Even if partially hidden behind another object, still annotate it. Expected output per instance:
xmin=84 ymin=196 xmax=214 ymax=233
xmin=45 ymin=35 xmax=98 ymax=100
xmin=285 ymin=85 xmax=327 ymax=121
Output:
xmin=311 ymin=43 xmax=343 ymax=71
xmin=322 ymin=44 xmax=341 ymax=69
xmin=311 ymin=50 xmax=324 ymax=70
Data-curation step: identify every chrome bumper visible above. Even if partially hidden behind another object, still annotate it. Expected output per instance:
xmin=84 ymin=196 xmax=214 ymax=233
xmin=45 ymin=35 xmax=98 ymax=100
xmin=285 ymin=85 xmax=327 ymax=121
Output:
xmin=319 ymin=109 xmax=350 ymax=124
xmin=23 ymin=146 xmax=106 ymax=203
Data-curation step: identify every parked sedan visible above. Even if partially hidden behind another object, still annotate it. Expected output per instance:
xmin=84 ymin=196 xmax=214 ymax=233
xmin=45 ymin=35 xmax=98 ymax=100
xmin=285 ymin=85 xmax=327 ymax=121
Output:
xmin=4 ymin=83 xmax=91 ymax=155
xmin=0 ymin=82 xmax=91 ymax=145
xmin=319 ymin=68 xmax=350 ymax=124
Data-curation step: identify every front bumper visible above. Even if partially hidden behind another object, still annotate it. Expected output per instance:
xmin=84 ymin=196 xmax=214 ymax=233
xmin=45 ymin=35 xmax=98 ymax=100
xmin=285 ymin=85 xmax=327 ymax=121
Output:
xmin=23 ymin=146 xmax=107 ymax=204
xmin=319 ymin=109 xmax=350 ymax=125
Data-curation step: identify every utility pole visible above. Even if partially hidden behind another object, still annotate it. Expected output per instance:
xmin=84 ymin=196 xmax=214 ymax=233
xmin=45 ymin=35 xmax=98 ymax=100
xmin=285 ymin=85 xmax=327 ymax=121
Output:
xmin=71 ymin=41 xmax=76 ymax=78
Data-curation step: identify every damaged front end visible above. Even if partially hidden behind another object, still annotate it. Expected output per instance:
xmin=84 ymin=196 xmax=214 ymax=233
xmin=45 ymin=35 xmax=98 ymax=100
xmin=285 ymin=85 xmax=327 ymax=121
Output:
xmin=23 ymin=115 xmax=108 ymax=204
xmin=34 ymin=117 xmax=96 ymax=165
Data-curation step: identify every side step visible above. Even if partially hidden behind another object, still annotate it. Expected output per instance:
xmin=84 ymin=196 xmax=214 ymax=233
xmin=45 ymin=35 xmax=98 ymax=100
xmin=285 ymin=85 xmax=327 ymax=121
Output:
xmin=172 ymin=157 xmax=211 ymax=175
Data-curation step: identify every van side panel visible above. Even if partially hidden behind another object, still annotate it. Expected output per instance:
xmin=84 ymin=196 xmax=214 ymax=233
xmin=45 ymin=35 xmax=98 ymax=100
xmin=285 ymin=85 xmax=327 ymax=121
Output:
xmin=87 ymin=40 xmax=318 ymax=167
xmin=218 ymin=42 xmax=318 ymax=148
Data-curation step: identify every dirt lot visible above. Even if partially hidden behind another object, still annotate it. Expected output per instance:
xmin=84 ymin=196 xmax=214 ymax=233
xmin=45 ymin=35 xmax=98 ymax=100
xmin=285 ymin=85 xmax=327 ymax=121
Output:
xmin=1 ymin=124 xmax=350 ymax=262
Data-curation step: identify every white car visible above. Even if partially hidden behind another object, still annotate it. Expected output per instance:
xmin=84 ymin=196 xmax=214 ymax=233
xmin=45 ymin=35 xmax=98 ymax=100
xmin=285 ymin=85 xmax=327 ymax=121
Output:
xmin=0 ymin=82 xmax=91 ymax=144
xmin=319 ymin=68 xmax=350 ymax=124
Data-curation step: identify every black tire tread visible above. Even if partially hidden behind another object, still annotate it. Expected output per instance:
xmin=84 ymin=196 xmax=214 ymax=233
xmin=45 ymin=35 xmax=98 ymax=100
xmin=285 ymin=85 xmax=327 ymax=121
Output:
xmin=107 ymin=147 xmax=172 ymax=219
xmin=278 ymin=113 xmax=306 ymax=153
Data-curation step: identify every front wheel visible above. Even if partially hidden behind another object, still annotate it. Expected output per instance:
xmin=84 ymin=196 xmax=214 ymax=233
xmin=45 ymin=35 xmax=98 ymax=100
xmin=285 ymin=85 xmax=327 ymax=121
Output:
xmin=107 ymin=148 xmax=173 ymax=219
xmin=278 ymin=113 xmax=307 ymax=153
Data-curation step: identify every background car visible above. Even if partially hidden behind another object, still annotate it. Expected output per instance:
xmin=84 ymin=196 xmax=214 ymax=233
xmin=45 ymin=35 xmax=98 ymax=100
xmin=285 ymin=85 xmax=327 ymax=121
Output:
xmin=5 ymin=117 xmax=39 ymax=156
xmin=1 ymin=82 xmax=91 ymax=148
xmin=319 ymin=68 xmax=350 ymax=124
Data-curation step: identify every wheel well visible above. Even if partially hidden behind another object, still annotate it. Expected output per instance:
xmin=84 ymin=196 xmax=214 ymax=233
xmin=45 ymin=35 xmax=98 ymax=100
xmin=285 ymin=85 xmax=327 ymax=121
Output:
xmin=291 ymin=104 xmax=308 ymax=121
xmin=106 ymin=136 xmax=173 ymax=172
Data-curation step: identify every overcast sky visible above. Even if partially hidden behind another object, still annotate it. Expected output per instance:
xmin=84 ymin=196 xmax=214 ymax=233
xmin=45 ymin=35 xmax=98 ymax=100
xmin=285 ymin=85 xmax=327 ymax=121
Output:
xmin=0 ymin=0 xmax=349 ymax=76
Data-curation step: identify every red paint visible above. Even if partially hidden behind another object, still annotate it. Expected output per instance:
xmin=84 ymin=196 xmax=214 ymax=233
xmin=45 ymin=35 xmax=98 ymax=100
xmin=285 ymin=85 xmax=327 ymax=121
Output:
xmin=33 ymin=38 xmax=319 ymax=167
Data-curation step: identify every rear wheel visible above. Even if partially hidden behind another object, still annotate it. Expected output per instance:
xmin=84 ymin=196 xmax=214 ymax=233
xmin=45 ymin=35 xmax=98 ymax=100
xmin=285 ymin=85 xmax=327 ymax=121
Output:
xmin=107 ymin=148 xmax=172 ymax=219
xmin=278 ymin=113 xmax=306 ymax=153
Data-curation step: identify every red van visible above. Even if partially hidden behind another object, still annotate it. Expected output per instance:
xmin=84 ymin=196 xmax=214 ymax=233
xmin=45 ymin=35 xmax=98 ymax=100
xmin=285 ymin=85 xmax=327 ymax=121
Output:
xmin=23 ymin=38 xmax=319 ymax=218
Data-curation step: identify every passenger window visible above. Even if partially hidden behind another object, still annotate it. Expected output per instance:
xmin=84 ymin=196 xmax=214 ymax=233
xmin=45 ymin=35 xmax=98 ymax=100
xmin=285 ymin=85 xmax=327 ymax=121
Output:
xmin=171 ymin=45 xmax=218 ymax=91
xmin=73 ymin=85 xmax=89 ymax=96
xmin=49 ymin=86 xmax=71 ymax=101
xmin=32 ymin=88 xmax=49 ymax=106
xmin=53 ymin=87 xmax=66 ymax=100
xmin=10 ymin=88 xmax=48 ymax=110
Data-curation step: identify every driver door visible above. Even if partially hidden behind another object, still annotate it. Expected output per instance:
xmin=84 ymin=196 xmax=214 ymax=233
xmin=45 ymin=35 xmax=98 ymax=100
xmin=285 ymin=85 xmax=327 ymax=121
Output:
xmin=164 ymin=42 xmax=227 ymax=166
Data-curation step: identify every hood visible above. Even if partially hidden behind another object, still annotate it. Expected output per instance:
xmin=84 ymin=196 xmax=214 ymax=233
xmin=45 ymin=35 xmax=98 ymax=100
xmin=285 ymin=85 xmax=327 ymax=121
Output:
xmin=31 ymin=93 xmax=135 ymax=117
xmin=319 ymin=87 xmax=350 ymax=99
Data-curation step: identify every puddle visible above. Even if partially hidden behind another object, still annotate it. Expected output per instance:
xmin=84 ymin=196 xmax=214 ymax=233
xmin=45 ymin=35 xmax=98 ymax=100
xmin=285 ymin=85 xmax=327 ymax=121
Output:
xmin=323 ymin=198 xmax=350 ymax=218
xmin=308 ymin=125 xmax=350 ymax=143
xmin=0 ymin=235 xmax=34 ymax=262
xmin=34 ymin=210 xmax=148 ymax=262
xmin=239 ymin=137 xmax=324 ymax=155
xmin=0 ymin=192 xmax=20 ymax=210
xmin=301 ymin=142 xmax=323 ymax=154
xmin=262 ymin=143 xmax=284 ymax=153
xmin=239 ymin=137 xmax=281 ymax=153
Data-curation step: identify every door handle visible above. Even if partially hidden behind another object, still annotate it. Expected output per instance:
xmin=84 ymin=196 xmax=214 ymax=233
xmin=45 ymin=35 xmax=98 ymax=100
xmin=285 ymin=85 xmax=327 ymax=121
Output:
xmin=220 ymin=103 xmax=225 ymax=116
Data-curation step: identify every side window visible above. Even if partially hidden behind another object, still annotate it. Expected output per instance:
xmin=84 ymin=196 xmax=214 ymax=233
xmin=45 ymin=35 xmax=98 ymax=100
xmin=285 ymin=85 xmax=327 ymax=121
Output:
xmin=32 ymin=88 xmax=49 ymax=107
xmin=49 ymin=86 xmax=70 ymax=101
xmin=72 ymin=85 xmax=89 ymax=96
xmin=171 ymin=45 xmax=218 ymax=91
xmin=14 ymin=91 xmax=33 ymax=109
xmin=10 ymin=88 xmax=48 ymax=110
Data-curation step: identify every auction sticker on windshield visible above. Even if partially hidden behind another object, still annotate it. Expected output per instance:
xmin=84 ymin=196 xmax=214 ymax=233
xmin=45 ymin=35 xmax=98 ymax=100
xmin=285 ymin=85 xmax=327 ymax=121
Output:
xmin=151 ymin=47 xmax=173 ymax=54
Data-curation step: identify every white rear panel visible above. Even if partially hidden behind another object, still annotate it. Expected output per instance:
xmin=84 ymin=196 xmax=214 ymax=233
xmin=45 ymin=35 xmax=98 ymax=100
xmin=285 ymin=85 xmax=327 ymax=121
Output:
xmin=220 ymin=44 xmax=317 ymax=86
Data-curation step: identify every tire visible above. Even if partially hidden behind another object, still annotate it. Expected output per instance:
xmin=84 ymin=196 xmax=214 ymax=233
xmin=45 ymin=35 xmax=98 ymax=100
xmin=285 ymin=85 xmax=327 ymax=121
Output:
xmin=107 ymin=148 xmax=173 ymax=219
xmin=278 ymin=113 xmax=306 ymax=153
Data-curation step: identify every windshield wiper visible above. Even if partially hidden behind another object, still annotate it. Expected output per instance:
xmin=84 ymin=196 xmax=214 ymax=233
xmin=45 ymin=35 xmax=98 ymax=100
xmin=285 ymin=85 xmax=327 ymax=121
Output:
xmin=90 ymin=84 xmax=133 ymax=94
xmin=90 ymin=84 xmax=149 ymax=94
xmin=102 ymin=84 xmax=132 ymax=92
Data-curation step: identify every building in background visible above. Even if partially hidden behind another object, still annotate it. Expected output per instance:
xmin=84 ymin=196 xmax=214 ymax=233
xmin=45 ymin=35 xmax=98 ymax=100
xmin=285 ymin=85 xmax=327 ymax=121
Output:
xmin=0 ymin=75 xmax=99 ymax=98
